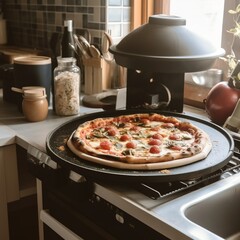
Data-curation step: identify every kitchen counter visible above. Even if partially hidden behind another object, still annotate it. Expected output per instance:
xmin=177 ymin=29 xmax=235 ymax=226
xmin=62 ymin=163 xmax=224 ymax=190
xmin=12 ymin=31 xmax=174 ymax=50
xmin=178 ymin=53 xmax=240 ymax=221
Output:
xmin=0 ymin=89 xmax=234 ymax=240
xmin=0 ymin=90 xmax=101 ymax=151
xmin=0 ymin=88 xmax=209 ymax=151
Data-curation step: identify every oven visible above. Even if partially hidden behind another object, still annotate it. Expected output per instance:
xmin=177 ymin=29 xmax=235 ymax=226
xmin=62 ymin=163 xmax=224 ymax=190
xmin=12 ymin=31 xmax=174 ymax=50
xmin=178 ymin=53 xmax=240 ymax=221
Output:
xmin=26 ymin=109 xmax=240 ymax=240
xmin=27 ymin=146 xmax=169 ymax=240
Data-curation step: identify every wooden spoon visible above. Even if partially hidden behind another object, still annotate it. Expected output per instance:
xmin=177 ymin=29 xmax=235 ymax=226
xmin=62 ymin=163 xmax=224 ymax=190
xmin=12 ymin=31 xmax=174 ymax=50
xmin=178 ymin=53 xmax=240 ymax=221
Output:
xmin=89 ymin=45 xmax=101 ymax=58
xmin=11 ymin=87 xmax=24 ymax=94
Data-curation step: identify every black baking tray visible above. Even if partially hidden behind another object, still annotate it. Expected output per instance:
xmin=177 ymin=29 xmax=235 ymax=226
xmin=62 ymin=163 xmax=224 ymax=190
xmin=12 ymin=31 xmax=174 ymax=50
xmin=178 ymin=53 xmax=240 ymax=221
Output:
xmin=46 ymin=109 xmax=234 ymax=183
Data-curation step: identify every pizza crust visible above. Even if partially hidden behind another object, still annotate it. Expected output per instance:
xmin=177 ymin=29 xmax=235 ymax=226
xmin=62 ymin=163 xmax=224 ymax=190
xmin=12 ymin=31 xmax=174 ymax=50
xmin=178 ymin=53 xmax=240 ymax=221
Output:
xmin=67 ymin=131 xmax=212 ymax=170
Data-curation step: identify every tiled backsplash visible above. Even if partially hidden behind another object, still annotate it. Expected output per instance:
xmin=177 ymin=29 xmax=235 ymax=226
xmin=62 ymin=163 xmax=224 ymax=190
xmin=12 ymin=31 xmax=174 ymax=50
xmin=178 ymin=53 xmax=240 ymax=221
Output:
xmin=3 ymin=0 xmax=131 ymax=52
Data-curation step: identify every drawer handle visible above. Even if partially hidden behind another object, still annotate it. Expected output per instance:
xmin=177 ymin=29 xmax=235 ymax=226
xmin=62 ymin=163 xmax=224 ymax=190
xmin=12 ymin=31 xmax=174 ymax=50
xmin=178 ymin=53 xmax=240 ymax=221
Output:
xmin=40 ymin=209 xmax=83 ymax=240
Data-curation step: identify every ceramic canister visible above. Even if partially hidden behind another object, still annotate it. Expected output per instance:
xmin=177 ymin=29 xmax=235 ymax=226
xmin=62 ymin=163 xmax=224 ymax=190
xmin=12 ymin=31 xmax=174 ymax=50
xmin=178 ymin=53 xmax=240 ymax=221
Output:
xmin=22 ymin=87 xmax=48 ymax=122
xmin=13 ymin=56 xmax=52 ymax=110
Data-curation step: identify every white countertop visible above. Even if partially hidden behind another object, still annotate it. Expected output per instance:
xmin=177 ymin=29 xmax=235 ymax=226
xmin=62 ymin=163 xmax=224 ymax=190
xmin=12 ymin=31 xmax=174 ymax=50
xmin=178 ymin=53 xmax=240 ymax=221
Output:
xmin=0 ymin=90 xmax=102 ymax=151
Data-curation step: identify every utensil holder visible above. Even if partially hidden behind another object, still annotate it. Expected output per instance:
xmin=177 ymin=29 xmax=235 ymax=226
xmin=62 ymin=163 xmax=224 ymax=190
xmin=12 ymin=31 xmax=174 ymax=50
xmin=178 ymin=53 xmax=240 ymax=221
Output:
xmin=82 ymin=57 xmax=112 ymax=94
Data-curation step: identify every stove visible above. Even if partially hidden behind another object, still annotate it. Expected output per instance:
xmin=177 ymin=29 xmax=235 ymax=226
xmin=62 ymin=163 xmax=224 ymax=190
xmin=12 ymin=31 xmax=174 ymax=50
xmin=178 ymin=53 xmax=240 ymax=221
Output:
xmin=27 ymin=135 xmax=240 ymax=240
xmin=134 ymin=145 xmax=240 ymax=200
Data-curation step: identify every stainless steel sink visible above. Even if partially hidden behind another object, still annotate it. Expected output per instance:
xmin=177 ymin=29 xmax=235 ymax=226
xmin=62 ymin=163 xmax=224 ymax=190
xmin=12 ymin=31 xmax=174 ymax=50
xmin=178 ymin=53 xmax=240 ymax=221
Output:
xmin=152 ymin=173 xmax=240 ymax=240
xmin=184 ymin=178 xmax=240 ymax=240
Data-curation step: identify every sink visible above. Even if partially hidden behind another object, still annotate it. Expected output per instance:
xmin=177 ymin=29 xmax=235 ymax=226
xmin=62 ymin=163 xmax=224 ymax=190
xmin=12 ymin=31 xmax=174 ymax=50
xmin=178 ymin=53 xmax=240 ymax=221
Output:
xmin=183 ymin=175 xmax=240 ymax=240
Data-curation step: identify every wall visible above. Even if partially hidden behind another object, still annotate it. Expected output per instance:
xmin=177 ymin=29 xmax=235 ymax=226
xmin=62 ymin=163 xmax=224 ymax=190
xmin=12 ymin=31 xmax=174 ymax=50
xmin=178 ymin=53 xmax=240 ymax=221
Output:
xmin=3 ymin=0 xmax=131 ymax=53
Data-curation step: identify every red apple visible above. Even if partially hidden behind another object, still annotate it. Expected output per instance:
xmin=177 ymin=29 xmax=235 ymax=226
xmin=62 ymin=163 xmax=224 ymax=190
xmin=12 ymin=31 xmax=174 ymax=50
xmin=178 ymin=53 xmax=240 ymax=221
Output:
xmin=205 ymin=81 xmax=240 ymax=125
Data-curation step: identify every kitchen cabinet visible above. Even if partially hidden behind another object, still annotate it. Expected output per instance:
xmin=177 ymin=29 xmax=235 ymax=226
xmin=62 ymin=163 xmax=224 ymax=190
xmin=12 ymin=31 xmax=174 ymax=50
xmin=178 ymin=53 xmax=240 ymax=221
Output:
xmin=0 ymin=144 xmax=36 ymax=240
xmin=0 ymin=144 xmax=18 ymax=240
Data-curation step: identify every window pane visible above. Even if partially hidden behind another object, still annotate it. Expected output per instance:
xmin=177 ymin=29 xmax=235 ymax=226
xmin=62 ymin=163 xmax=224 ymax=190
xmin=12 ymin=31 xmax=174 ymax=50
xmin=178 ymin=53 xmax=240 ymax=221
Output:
xmin=170 ymin=0 xmax=225 ymax=48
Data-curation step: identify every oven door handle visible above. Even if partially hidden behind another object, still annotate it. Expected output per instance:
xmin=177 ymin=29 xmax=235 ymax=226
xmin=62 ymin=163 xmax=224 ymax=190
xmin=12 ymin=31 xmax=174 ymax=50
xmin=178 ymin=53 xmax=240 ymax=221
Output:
xmin=40 ymin=209 xmax=84 ymax=240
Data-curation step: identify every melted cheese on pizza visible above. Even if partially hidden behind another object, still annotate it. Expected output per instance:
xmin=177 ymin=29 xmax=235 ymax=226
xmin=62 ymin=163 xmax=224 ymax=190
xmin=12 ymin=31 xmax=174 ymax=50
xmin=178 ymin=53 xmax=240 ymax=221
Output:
xmin=75 ymin=116 xmax=202 ymax=159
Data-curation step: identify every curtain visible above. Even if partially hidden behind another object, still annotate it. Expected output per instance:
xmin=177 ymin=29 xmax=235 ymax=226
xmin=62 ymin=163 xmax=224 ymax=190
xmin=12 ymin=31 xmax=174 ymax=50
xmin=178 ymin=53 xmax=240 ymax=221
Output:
xmin=131 ymin=0 xmax=169 ymax=30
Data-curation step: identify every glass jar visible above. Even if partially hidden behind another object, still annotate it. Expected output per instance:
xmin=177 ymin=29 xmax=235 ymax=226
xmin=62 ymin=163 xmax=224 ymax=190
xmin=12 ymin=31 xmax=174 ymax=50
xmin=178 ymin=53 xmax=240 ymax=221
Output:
xmin=54 ymin=57 xmax=80 ymax=116
xmin=22 ymin=87 xmax=48 ymax=122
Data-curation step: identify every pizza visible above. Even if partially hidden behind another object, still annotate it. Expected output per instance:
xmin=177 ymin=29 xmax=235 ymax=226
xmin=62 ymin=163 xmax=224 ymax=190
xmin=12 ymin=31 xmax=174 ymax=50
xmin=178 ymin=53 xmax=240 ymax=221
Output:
xmin=67 ymin=113 xmax=212 ymax=170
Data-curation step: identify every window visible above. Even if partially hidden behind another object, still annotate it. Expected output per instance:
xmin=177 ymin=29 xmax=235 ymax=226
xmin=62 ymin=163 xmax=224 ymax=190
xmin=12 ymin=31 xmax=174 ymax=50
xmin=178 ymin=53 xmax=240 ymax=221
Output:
xmin=170 ymin=0 xmax=225 ymax=108
xmin=170 ymin=0 xmax=224 ymax=48
xmin=131 ymin=0 xmax=237 ymax=108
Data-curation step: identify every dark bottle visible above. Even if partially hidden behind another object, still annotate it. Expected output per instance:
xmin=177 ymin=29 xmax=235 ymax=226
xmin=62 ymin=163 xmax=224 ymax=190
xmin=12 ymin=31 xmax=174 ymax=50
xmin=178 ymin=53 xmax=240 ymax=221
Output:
xmin=61 ymin=20 xmax=75 ymax=58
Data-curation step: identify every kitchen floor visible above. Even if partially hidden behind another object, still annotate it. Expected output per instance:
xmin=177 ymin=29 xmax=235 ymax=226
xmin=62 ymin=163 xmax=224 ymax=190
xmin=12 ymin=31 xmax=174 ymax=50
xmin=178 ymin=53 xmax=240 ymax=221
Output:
xmin=8 ymin=195 xmax=39 ymax=240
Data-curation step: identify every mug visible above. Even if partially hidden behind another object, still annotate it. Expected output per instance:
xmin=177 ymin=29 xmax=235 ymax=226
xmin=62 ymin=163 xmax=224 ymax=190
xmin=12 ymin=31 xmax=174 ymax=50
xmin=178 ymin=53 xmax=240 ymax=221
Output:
xmin=13 ymin=56 xmax=52 ymax=110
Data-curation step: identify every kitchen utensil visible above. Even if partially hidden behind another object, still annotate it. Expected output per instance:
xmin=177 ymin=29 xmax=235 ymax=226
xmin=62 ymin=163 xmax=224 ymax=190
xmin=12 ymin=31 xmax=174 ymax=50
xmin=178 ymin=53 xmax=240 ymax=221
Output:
xmin=46 ymin=110 xmax=233 ymax=183
xmin=73 ymin=34 xmax=91 ymax=59
xmin=11 ymin=86 xmax=24 ymax=93
xmin=68 ymin=43 xmax=79 ymax=56
xmin=102 ymin=31 xmax=113 ymax=61
xmin=78 ymin=35 xmax=92 ymax=57
xmin=101 ymin=31 xmax=126 ymax=89
xmin=11 ymin=86 xmax=46 ymax=94
xmin=89 ymin=45 xmax=101 ymax=58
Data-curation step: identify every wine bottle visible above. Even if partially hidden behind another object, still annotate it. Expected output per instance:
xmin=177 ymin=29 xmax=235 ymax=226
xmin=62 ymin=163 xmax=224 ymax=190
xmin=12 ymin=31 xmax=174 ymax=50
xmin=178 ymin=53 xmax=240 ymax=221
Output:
xmin=61 ymin=20 xmax=75 ymax=58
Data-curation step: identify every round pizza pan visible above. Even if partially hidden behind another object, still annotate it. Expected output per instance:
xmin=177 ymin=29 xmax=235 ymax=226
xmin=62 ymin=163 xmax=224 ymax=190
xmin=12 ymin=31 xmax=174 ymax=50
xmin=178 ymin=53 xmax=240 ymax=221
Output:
xmin=46 ymin=109 xmax=234 ymax=183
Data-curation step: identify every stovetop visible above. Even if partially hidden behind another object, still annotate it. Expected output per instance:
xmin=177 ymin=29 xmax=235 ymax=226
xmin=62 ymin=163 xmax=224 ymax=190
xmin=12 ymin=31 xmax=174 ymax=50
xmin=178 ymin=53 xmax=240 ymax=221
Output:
xmin=113 ymin=137 xmax=240 ymax=201
xmin=90 ymin=136 xmax=240 ymax=240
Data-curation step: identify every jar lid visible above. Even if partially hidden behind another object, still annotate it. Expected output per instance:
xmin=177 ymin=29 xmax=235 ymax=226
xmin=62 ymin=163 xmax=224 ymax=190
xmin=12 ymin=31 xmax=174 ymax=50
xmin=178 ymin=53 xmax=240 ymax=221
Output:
xmin=57 ymin=57 xmax=76 ymax=66
xmin=23 ymin=87 xmax=46 ymax=99
xmin=13 ymin=56 xmax=51 ymax=65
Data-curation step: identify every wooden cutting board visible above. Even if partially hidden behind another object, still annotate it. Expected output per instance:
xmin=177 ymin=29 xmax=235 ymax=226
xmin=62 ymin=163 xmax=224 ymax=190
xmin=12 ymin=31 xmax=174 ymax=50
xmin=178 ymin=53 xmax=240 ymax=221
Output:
xmin=0 ymin=46 xmax=40 ymax=63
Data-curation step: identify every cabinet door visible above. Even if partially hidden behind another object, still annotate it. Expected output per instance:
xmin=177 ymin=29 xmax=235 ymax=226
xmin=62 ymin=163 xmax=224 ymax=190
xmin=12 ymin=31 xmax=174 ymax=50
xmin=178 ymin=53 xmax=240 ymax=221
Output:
xmin=3 ymin=144 xmax=20 ymax=202
xmin=0 ymin=144 xmax=19 ymax=240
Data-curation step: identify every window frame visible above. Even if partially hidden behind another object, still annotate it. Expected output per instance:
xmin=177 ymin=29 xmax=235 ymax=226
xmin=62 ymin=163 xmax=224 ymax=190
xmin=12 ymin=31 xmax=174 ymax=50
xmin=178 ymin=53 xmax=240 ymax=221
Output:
xmin=131 ymin=0 xmax=170 ymax=29
xmin=131 ymin=0 xmax=235 ymax=109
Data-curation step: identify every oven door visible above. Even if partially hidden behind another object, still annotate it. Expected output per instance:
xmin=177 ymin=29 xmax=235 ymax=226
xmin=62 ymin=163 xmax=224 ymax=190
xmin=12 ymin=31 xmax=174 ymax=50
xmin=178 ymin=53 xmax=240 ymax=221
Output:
xmin=28 ymin=146 xmax=119 ymax=240
xmin=39 ymin=181 xmax=120 ymax=240
xmin=40 ymin=209 xmax=83 ymax=240
xmin=28 ymin=146 xmax=168 ymax=240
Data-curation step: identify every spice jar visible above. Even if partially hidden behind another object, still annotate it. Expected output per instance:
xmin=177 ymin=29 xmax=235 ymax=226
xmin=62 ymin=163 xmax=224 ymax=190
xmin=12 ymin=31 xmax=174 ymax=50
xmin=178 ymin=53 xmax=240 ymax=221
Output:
xmin=22 ymin=87 xmax=48 ymax=122
xmin=54 ymin=57 xmax=80 ymax=116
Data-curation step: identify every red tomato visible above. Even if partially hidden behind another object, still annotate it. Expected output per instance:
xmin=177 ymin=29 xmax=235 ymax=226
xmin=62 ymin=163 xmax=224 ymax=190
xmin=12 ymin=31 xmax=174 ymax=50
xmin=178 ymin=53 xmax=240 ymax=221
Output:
xmin=149 ymin=146 xmax=160 ymax=154
xmin=170 ymin=145 xmax=182 ymax=151
xmin=141 ymin=118 xmax=150 ymax=125
xmin=174 ymin=122 xmax=180 ymax=127
xmin=107 ymin=128 xmax=117 ymax=136
xmin=120 ymin=134 xmax=130 ymax=141
xmin=130 ymin=126 xmax=140 ymax=131
xmin=151 ymin=126 xmax=159 ymax=131
xmin=126 ymin=141 xmax=136 ymax=149
xmin=152 ymin=133 xmax=163 ymax=140
xmin=169 ymin=134 xmax=181 ymax=140
xmin=148 ymin=139 xmax=161 ymax=146
xmin=100 ymin=140 xmax=111 ymax=150
xmin=162 ymin=123 xmax=175 ymax=128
